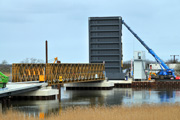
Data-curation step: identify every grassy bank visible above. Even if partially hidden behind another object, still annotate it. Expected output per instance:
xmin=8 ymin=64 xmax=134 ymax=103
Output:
xmin=1 ymin=104 xmax=180 ymax=120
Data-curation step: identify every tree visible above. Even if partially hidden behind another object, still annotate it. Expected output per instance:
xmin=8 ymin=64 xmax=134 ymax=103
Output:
xmin=1 ymin=60 xmax=8 ymax=65
xmin=37 ymin=59 xmax=44 ymax=63
xmin=20 ymin=58 xmax=44 ymax=63
xmin=30 ymin=58 xmax=37 ymax=63
xmin=166 ymin=59 xmax=178 ymax=63
xmin=175 ymin=64 xmax=180 ymax=76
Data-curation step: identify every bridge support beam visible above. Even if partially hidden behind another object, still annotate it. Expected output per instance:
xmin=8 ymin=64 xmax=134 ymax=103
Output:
xmin=57 ymin=84 xmax=61 ymax=101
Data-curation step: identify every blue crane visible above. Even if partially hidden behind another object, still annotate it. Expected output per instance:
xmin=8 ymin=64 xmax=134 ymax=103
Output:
xmin=122 ymin=20 xmax=176 ymax=79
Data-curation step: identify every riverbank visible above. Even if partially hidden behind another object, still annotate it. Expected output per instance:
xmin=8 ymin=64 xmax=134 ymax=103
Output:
xmin=1 ymin=104 xmax=180 ymax=120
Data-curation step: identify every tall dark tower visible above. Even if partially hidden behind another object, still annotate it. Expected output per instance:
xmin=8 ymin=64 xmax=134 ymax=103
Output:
xmin=89 ymin=16 xmax=125 ymax=80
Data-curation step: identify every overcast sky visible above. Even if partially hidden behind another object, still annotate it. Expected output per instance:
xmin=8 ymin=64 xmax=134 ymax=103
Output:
xmin=0 ymin=0 xmax=180 ymax=64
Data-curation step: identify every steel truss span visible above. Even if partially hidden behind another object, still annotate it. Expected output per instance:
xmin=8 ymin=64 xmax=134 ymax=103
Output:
xmin=12 ymin=63 xmax=105 ymax=85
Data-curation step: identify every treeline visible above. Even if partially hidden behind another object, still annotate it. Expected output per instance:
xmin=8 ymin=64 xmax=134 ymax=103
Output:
xmin=0 ymin=58 xmax=44 ymax=74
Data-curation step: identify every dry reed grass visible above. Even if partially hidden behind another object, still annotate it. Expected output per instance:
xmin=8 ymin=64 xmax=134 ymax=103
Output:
xmin=1 ymin=104 xmax=180 ymax=120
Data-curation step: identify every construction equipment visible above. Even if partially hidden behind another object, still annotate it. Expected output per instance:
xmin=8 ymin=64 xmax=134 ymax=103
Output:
xmin=148 ymin=72 xmax=157 ymax=80
xmin=0 ymin=72 xmax=9 ymax=88
xmin=122 ymin=20 xmax=178 ymax=79
xmin=54 ymin=57 xmax=58 ymax=63
xmin=54 ymin=57 xmax=61 ymax=63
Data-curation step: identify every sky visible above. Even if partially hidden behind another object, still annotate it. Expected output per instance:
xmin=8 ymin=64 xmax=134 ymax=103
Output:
xmin=0 ymin=0 xmax=180 ymax=64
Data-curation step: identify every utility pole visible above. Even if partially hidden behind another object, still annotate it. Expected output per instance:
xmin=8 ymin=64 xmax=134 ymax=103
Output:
xmin=45 ymin=40 xmax=48 ymax=81
xmin=170 ymin=55 xmax=179 ymax=63
xmin=46 ymin=40 xmax=48 ymax=64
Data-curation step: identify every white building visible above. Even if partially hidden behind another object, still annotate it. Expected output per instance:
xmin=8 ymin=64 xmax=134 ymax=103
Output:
xmin=134 ymin=51 xmax=147 ymax=81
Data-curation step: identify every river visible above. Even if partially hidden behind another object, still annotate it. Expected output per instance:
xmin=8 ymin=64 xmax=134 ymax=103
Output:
xmin=6 ymin=87 xmax=180 ymax=116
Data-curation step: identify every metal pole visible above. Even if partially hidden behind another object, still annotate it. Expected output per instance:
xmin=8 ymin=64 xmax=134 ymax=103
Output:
xmin=46 ymin=40 xmax=48 ymax=64
xmin=45 ymin=40 xmax=48 ymax=81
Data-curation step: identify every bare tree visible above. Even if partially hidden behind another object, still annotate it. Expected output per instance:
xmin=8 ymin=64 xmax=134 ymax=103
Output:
xmin=1 ymin=60 xmax=8 ymax=65
xmin=166 ymin=59 xmax=178 ymax=63
xmin=24 ymin=58 xmax=29 ymax=63
xmin=30 ymin=58 xmax=37 ymax=63
xmin=37 ymin=59 xmax=44 ymax=63
xmin=175 ymin=64 xmax=180 ymax=76
xmin=21 ymin=58 xmax=44 ymax=63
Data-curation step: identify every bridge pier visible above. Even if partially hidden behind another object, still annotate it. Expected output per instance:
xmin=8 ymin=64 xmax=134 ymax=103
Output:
xmin=12 ymin=84 xmax=59 ymax=100
xmin=65 ymin=79 xmax=114 ymax=90
xmin=57 ymin=84 xmax=61 ymax=101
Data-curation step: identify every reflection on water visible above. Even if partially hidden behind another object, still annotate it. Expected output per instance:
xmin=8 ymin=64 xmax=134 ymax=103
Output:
xmin=12 ymin=100 xmax=60 ymax=116
xmin=5 ymin=87 xmax=180 ymax=116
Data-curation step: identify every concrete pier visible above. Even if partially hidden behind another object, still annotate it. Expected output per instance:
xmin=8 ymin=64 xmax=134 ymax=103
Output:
xmin=13 ymin=85 xmax=59 ymax=100
xmin=0 ymin=82 xmax=59 ymax=101
xmin=64 ymin=79 xmax=114 ymax=90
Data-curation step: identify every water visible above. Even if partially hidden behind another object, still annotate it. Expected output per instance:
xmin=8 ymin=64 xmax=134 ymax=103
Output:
xmin=5 ymin=87 xmax=180 ymax=116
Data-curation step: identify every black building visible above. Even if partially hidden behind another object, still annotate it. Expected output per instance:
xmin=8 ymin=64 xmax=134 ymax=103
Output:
xmin=89 ymin=16 xmax=125 ymax=80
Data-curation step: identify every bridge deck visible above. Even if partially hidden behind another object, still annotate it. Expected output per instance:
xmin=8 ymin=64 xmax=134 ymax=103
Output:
xmin=0 ymin=82 xmax=46 ymax=98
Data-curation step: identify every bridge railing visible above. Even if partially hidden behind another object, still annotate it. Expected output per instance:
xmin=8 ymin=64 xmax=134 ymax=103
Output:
xmin=12 ymin=63 xmax=105 ymax=85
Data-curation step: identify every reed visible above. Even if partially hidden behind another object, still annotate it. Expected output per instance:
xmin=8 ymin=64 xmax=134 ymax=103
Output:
xmin=1 ymin=104 xmax=180 ymax=120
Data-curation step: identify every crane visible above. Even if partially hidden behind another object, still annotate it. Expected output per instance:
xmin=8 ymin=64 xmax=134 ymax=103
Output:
xmin=54 ymin=57 xmax=58 ymax=63
xmin=54 ymin=57 xmax=61 ymax=63
xmin=122 ymin=20 xmax=177 ymax=79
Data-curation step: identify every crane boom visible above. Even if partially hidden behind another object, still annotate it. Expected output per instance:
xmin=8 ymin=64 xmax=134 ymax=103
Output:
xmin=122 ymin=20 xmax=176 ymax=78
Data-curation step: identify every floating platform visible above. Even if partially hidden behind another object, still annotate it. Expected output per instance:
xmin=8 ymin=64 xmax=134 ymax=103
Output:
xmin=65 ymin=79 xmax=114 ymax=90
